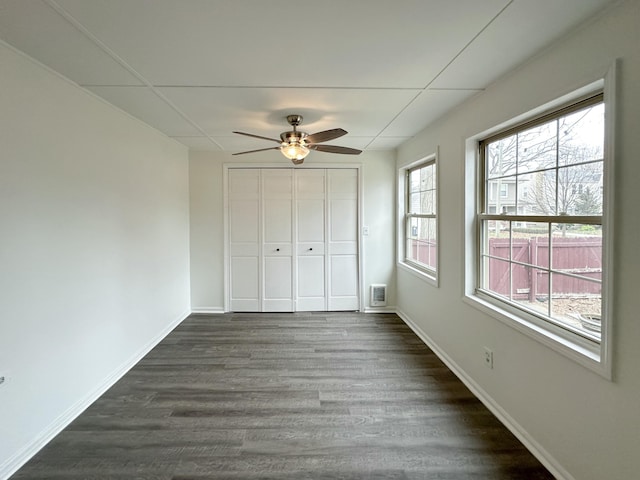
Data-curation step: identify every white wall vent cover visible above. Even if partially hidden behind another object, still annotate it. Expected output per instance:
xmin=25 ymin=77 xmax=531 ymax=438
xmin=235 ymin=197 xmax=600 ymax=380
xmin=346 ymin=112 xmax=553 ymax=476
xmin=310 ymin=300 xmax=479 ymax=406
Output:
xmin=370 ymin=284 xmax=387 ymax=307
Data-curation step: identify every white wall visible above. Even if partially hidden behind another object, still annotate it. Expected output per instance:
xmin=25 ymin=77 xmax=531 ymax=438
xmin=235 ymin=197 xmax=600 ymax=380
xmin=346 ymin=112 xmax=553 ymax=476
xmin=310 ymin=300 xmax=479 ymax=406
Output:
xmin=0 ymin=42 xmax=191 ymax=478
xmin=189 ymin=150 xmax=396 ymax=312
xmin=396 ymin=1 xmax=640 ymax=479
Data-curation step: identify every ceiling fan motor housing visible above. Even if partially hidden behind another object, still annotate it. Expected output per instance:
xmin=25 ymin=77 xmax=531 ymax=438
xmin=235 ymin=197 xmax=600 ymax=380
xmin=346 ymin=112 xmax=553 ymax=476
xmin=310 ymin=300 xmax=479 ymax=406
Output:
xmin=280 ymin=131 xmax=307 ymax=144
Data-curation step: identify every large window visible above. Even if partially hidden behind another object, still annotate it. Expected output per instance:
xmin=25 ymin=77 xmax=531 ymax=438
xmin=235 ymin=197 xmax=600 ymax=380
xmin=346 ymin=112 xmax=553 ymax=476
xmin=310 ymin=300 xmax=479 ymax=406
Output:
xmin=477 ymin=93 xmax=607 ymax=349
xmin=404 ymin=158 xmax=437 ymax=278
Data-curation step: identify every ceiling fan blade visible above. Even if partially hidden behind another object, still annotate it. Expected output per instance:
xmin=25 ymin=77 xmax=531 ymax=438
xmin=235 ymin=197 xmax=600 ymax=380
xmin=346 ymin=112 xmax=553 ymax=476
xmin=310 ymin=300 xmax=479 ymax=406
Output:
xmin=232 ymin=146 xmax=280 ymax=155
xmin=310 ymin=144 xmax=362 ymax=155
xmin=233 ymin=131 xmax=281 ymax=144
xmin=306 ymin=128 xmax=347 ymax=144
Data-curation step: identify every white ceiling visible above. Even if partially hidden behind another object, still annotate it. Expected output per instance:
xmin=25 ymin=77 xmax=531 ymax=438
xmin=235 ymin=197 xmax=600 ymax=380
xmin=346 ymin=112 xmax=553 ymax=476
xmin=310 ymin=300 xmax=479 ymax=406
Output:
xmin=0 ymin=0 xmax=617 ymax=154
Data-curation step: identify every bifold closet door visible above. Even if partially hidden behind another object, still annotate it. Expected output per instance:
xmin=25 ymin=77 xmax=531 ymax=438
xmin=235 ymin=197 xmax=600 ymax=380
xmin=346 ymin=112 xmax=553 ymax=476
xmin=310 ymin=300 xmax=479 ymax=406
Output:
xmin=295 ymin=170 xmax=326 ymax=311
xmin=228 ymin=168 xmax=358 ymax=312
xmin=228 ymin=169 xmax=260 ymax=311
xmin=328 ymin=169 xmax=359 ymax=311
xmin=262 ymin=170 xmax=294 ymax=311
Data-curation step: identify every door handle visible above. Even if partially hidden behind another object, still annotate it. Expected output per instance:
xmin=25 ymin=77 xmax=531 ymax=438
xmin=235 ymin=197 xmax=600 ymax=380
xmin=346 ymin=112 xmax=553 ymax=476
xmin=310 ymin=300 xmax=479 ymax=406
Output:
xmin=276 ymin=248 xmax=280 ymax=252
xmin=309 ymin=248 xmax=313 ymax=251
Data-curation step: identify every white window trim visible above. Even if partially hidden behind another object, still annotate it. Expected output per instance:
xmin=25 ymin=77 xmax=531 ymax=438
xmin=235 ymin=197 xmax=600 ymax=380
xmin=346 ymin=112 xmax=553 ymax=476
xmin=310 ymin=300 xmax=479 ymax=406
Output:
xmin=397 ymin=149 xmax=439 ymax=287
xmin=463 ymin=64 xmax=616 ymax=380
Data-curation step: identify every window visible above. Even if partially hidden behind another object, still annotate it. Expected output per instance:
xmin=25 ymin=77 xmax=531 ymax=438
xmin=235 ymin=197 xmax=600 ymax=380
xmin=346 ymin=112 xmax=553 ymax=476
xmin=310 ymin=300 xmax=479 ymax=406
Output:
xmin=476 ymin=92 xmax=608 ymax=356
xmin=403 ymin=158 xmax=437 ymax=279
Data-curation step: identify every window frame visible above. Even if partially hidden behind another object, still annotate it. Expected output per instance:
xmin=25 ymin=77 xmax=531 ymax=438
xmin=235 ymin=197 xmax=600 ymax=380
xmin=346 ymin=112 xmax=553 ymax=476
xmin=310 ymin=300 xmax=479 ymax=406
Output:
xmin=398 ymin=151 xmax=439 ymax=286
xmin=464 ymin=71 xmax=616 ymax=379
xmin=478 ymin=94 xmax=604 ymax=346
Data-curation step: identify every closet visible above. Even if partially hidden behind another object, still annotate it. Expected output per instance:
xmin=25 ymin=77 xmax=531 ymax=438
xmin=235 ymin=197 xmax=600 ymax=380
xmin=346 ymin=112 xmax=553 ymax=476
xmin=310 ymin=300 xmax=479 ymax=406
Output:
xmin=227 ymin=168 xmax=359 ymax=312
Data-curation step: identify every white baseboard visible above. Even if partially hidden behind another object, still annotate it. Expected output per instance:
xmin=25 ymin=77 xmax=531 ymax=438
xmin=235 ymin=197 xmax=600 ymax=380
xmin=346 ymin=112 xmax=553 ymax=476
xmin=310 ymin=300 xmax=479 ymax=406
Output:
xmin=362 ymin=306 xmax=398 ymax=313
xmin=396 ymin=309 xmax=574 ymax=480
xmin=191 ymin=307 xmax=226 ymax=314
xmin=0 ymin=309 xmax=191 ymax=480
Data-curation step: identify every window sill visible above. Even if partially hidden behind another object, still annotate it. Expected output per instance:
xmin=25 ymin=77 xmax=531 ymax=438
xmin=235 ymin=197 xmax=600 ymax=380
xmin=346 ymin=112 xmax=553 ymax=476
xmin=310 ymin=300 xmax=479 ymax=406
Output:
xmin=463 ymin=292 xmax=611 ymax=380
xmin=398 ymin=261 xmax=438 ymax=288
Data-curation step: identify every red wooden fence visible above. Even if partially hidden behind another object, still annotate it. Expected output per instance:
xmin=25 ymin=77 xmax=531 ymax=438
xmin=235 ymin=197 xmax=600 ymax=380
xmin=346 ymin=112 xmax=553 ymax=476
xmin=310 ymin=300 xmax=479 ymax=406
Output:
xmin=409 ymin=241 xmax=437 ymax=269
xmin=488 ymin=236 xmax=601 ymax=300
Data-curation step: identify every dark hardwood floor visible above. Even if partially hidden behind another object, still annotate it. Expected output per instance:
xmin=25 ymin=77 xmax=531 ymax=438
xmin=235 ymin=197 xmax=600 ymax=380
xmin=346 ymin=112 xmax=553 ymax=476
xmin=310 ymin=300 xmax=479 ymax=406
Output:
xmin=11 ymin=312 xmax=554 ymax=479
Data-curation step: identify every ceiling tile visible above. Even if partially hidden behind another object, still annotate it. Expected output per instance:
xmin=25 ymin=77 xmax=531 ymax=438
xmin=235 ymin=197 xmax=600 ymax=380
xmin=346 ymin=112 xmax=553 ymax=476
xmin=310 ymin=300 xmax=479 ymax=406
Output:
xmin=381 ymin=89 xmax=480 ymax=137
xmin=431 ymin=0 xmax=617 ymax=89
xmin=158 ymin=86 xmax=420 ymax=137
xmin=55 ymin=0 xmax=509 ymax=88
xmin=0 ymin=0 xmax=142 ymax=86
xmin=84 ymin=86 xmax=203 ymax=136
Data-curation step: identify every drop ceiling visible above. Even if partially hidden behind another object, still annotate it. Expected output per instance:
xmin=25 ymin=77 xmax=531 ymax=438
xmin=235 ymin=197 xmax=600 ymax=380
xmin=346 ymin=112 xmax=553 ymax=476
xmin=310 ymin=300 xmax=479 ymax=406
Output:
xmin=0 ymin=0 xmax=616 ymax=153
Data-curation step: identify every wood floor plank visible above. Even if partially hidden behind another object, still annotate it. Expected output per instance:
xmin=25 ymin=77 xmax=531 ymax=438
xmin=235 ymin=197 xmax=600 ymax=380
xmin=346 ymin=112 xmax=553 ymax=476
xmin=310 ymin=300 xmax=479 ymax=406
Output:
xmin=10 ymin=312 xmax=553 ymax=479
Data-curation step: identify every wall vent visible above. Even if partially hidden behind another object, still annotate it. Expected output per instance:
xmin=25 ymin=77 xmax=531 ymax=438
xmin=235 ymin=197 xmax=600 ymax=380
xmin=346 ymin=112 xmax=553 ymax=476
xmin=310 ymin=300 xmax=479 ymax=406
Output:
xmin=370 ymin=284 xmax=387 ymax=307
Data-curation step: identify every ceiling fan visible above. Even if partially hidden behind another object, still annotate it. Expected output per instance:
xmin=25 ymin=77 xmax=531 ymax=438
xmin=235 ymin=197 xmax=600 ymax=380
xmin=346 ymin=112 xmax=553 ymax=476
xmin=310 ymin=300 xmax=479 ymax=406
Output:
xmin=233 ymin=114 xmax=362 ymax=165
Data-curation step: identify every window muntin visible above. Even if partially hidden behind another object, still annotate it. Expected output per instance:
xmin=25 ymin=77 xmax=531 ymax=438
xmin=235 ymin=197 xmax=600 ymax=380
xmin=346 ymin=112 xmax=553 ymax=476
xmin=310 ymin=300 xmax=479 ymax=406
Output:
xmin=478 ymin=94 xmax=604 ymax=343
xmin=405 ymin=160 xmax=437 ymax=275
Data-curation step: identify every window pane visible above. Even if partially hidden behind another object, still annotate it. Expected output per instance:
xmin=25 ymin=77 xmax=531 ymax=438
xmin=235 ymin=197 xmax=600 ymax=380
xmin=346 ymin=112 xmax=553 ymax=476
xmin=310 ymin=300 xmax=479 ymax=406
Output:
xmin=559 ymin=103 xmax=604 ymax=166
xmin=421 ymin=164 xmax=435 ymax=190
xmin=517 ymin=170 xmax=557 ymax=215
xmin=410 ymin=169 xmax=420 ymax=192
xmin=409 ymin=192 xmax=420 ymax=214
xmin=407 ymin=217 xmax=436 ymax=270
xmin=420 ymin=190 xmax=434 ymax=215
xmin=557 ymin=163 xmax=603 ymax=215
xmin=483 ymin=257 xmax=511 ymax=300
xmin=512 ymin=265 xmax=550 ymax=317
xmin=487 ymin=135 xmax=517 ymax=178
xmin=413 ymin=239 xmax=429 ymax=265
xmin=550 ymin=273 xmax=601 ymax=339
xmin=408 ymin=217 xmax=418 ymax=239
xmin=484 ymin=220 xmax=510 ymax=260
xmin=511 ymin=222 xmax=549 ymax=268
xmin=406 ymin=216 xmax=417 ymax=263
xmin=516 ymin=173 xmax=535 ymax=215
xmin=421 ymin=217 xmax=437 ymax=270
xmin=487 ymin=177 xmax=515 ymax=214
xmin=517 ymin=120 xmax=557 ymax=173
xmin=551 ymin=225 xmax=602 ymax=278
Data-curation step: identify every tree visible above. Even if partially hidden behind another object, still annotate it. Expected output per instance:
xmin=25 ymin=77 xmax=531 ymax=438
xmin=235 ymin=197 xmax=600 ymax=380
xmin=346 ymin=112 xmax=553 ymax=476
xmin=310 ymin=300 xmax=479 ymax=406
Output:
xmin=575 ymin=185 xmax=603 ymax=215
xmin=522 ymin=147 xmax=602 ymax=216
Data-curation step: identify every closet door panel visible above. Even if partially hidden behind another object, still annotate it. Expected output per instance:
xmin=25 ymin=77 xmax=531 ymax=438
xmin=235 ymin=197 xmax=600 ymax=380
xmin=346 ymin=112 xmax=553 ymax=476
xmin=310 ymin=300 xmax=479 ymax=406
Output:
xmin=262 ymin=170 xmax=293 ymax=311
xmin=228 ymin=170 xmax=261 ymax=311
xmin=263 ymin=256 xmax=293 ymax=311
xmin=295 ymin=170 xmax=327 ymax=311
xmin=297 ymin=255 xmax=325 ymax=311
xmin=327 ymin=169 xmax=359 ymax=311
xmin=230 ymin=257 xmax=259 ymax=311
xmin=264 ymin=199 xmax=292 ymax=243
xmin=297 ymin=199 xmax=325 ymax=242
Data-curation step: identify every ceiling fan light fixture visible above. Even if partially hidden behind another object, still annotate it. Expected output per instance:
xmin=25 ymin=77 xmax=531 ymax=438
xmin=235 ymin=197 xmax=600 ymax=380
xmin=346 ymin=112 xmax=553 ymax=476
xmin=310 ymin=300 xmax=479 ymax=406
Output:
xmin=233 ymin=114 xmax=361 ymax=161
xmin=280 ymin=142 xmax=310 ymax=163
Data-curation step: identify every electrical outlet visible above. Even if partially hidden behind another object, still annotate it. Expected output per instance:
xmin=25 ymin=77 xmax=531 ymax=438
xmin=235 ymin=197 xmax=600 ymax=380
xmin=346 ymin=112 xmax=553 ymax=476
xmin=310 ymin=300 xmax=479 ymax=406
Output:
xmin=483 ymin=347 xmax=494 ymax=369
